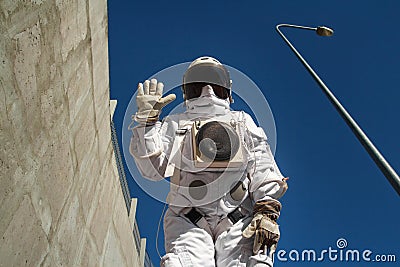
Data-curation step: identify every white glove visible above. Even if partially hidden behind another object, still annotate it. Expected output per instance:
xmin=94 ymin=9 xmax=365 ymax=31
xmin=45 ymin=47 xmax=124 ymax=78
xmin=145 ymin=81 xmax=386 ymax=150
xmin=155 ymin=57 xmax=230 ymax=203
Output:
xmin=135 ymin=79 xmax=176 ymax=123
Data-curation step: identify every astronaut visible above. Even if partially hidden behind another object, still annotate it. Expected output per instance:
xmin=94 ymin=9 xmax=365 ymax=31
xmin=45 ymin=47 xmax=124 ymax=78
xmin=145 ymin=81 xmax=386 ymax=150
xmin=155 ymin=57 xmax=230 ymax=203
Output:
xmin=129 ymin=56 xmax=288 ymax=267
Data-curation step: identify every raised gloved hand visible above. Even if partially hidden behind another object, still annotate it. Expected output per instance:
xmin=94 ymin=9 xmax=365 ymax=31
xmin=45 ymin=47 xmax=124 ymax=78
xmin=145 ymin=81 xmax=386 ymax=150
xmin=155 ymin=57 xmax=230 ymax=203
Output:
xmin=135 ymin=79 xmax=176 ymax=124
xmin=242 ymin=200 xmax=282 ymax=256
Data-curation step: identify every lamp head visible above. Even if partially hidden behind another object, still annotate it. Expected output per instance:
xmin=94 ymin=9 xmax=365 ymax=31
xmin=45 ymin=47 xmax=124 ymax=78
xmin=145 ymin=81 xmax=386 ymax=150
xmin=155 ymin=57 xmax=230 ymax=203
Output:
xmin=316 ymin=26 xmax=334 ymax=36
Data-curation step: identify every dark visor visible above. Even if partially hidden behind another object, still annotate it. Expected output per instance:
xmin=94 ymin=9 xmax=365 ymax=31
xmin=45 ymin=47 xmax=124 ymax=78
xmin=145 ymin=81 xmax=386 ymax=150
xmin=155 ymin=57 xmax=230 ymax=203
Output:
xmin=184 ymin=83 xmax=230 ymax=100
xmin=183 ymin=63 xmax=231 ymax=100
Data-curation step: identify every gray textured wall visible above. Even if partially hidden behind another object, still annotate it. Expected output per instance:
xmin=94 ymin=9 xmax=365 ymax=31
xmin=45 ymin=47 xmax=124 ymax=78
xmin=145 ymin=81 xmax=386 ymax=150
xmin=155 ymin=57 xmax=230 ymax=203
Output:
xmin=0 ymin=1 xmax=140 ymax=266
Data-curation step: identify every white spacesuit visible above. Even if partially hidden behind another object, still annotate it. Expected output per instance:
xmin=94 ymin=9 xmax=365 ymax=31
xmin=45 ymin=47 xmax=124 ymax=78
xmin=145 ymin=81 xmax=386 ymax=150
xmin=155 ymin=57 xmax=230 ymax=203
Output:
xmin=130 ymin=57 xmax=288 ymax=267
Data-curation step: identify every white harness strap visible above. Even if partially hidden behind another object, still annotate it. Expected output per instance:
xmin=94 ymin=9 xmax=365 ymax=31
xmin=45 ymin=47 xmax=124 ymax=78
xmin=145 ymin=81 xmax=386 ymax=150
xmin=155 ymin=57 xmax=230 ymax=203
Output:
xmin=165 ymin=132 xmax=186 ymax=177
xmin=165 ymin=114 xmax=193 ymax=177
xmin=165 ymin=115 xmax=193 ymax=205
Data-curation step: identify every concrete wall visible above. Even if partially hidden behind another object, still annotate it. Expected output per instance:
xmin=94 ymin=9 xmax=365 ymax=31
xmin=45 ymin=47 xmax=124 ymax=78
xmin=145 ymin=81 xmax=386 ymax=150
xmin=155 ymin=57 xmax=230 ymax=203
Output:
xmin=0 ymin=1 xmax=141 ymax=266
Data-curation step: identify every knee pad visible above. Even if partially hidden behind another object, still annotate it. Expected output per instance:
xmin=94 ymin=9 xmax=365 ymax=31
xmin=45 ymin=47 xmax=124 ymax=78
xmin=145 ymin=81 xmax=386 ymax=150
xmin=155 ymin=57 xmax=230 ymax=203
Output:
xmin=161 ymin=249 xmax=195 ymax=267
xmin=161 ymin=253 xmax=182 ymax=267
xmin=247 ymin=253 xmax=274 ymax=267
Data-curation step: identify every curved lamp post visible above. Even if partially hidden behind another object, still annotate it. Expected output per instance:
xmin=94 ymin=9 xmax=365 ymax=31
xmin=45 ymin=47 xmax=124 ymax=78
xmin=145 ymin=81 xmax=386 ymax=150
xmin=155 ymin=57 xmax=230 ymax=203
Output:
xmin=276 ymin=23 xmax=400 ymax=196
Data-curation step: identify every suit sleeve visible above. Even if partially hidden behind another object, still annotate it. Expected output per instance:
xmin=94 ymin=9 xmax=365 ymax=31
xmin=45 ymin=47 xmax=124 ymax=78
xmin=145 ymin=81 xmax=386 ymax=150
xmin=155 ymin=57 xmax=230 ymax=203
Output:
xmin=129 ymin=116 xmax=178 ymax=181
xmin=243 ymin=113 xmax=288 ymax=202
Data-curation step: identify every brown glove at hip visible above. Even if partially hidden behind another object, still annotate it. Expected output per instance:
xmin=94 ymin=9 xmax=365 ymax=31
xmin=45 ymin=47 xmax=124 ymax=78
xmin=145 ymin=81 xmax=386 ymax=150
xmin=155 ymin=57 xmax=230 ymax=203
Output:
xmin=242 ymin=199 xmax=282 ymax=256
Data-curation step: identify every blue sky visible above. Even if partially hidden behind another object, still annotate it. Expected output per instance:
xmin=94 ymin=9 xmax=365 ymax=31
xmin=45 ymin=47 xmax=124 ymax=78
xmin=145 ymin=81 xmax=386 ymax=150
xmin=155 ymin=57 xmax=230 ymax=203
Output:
xmin=108 ymin=1 xmax=400 ymax=266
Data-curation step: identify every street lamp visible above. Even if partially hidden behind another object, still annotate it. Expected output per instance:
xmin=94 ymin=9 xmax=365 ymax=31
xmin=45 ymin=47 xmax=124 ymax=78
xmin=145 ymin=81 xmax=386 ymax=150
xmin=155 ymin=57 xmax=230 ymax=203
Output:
xmin=276 ymin=23 xmax=400 ymax=196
